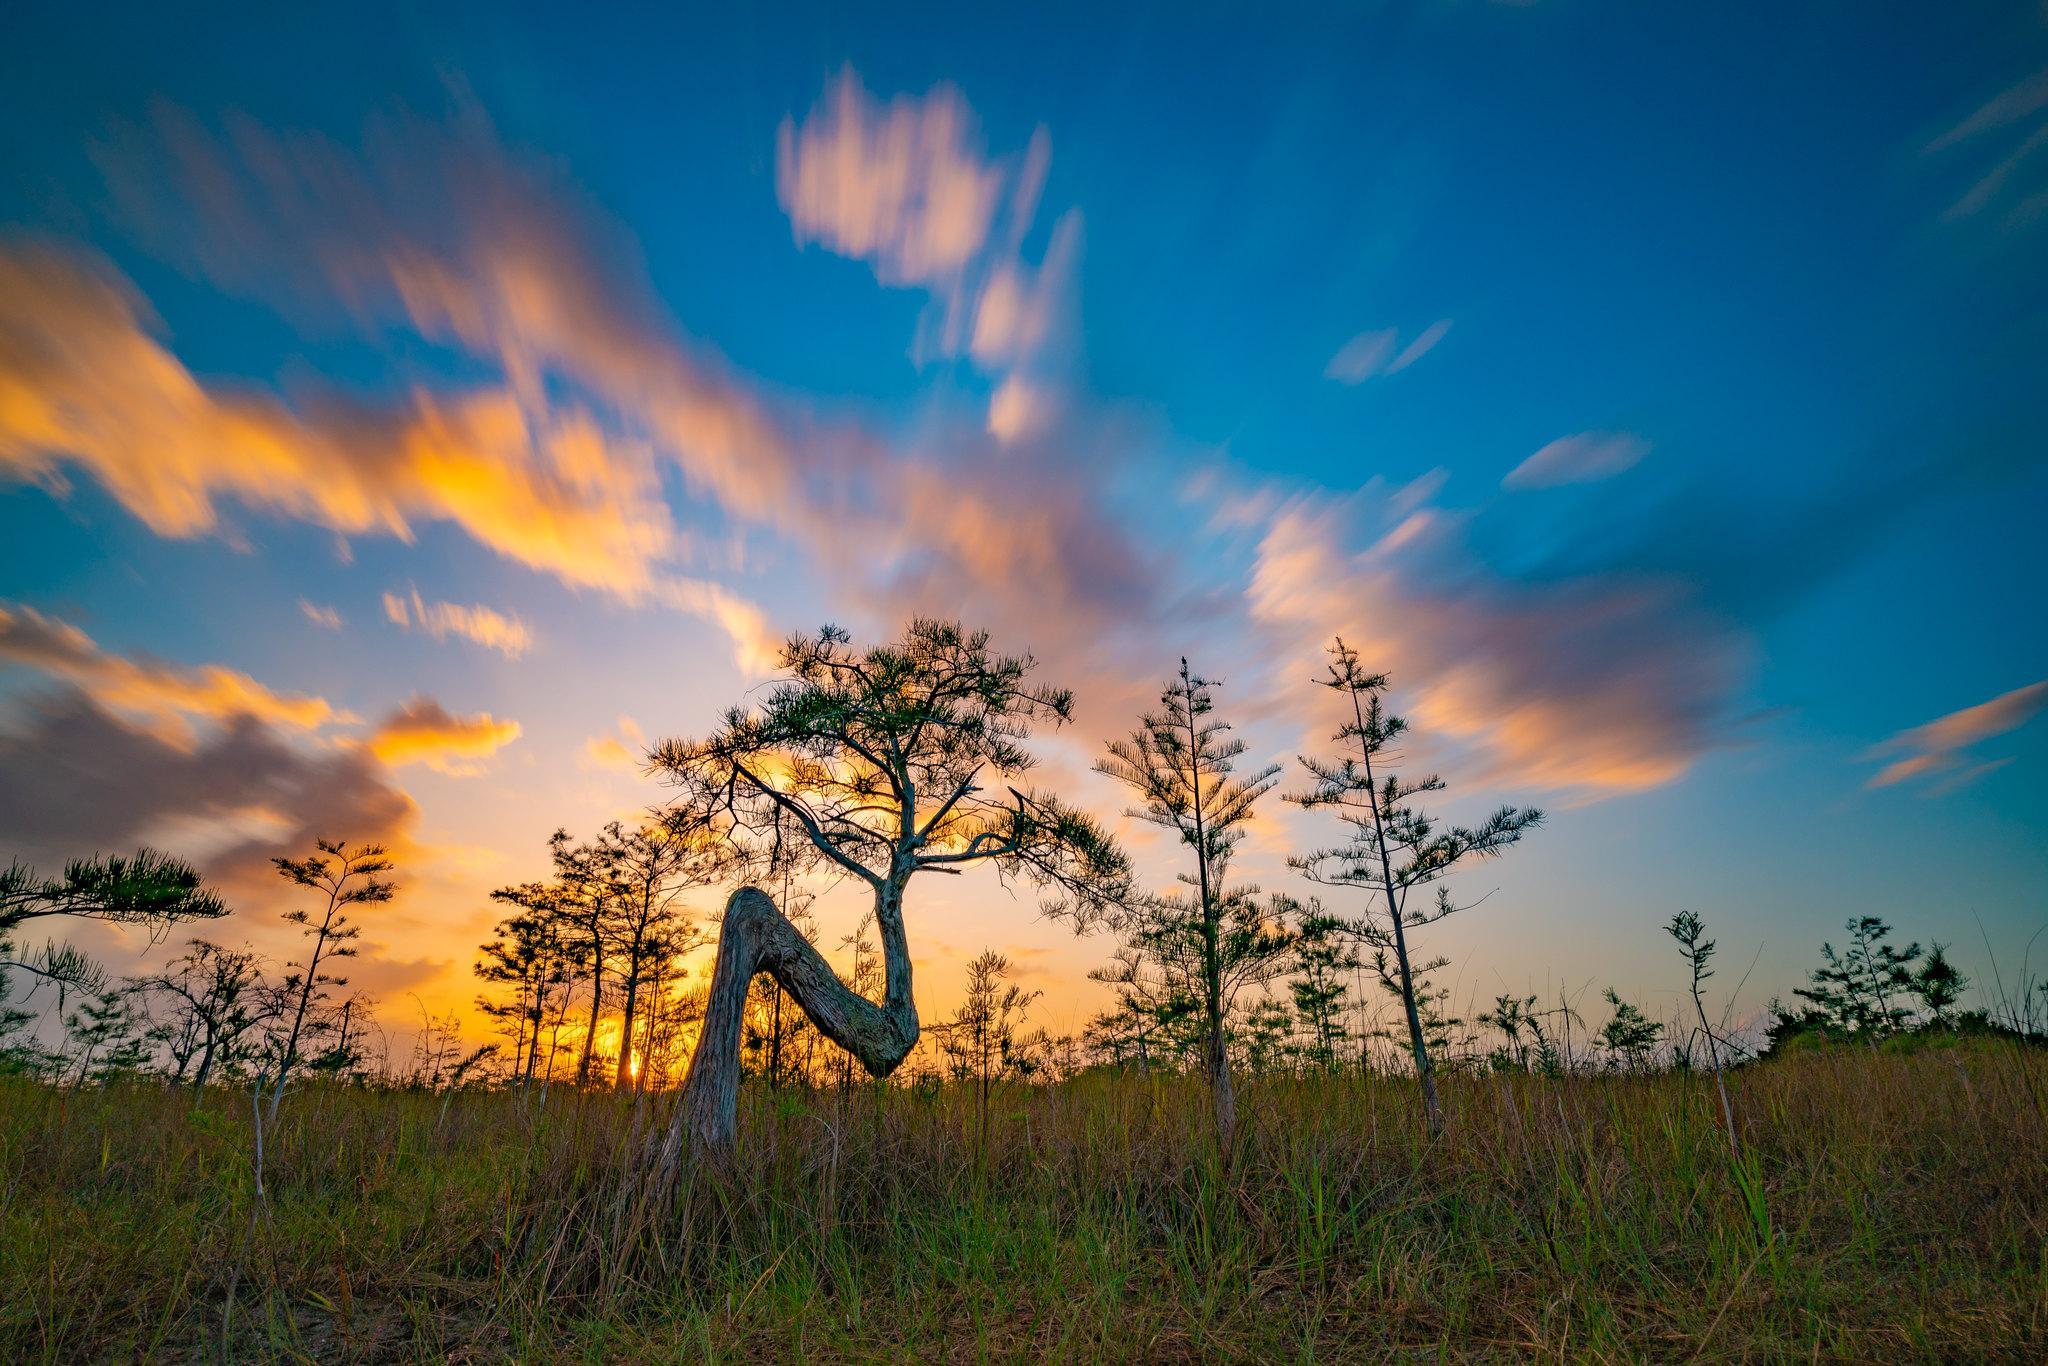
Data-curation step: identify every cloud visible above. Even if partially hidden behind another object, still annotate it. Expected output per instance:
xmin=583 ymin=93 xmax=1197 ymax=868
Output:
xmin=91 ymin=99 xmax=1124 ymax=671
xmin=1324 ymin=320 xmax=1451 ymax=384
xmin=1504 ymin=432 xmax=1649 ymax=489
xmin=298 ymin=600 xmax=343 ymax=630
xmin=0 ymin=241 xmax=678 ymax=595
xmin=0 ymin=688 xmax=416 ymax=897
xmin=1921 ymin=65 xmax=2048 ymax=228
xmin=580 ymin=714 xmax=646 ymax=775
xmin=1241 ymin=480 xmax=1747 ymax=797
xmin=381 ymin=584 xmax=533 ymax=658
xmin=1865 ymin=679 xmax=2047 ymax=791
xmin=367 ymin=696 xmax=521 ymax=774
xmin=0 ymin=600 xmax=346 ymax=740
xmin=777 ymin=67 xmax=1006 ymax=292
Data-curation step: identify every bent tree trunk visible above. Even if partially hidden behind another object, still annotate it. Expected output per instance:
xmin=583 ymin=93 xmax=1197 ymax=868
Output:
xmin=657 ymin=885 xmax=918 ymax=1170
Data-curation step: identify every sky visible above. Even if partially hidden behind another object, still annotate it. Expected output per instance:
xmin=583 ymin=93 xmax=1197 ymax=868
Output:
xmin=2 ymin=1 xmax=2045 ymax=1054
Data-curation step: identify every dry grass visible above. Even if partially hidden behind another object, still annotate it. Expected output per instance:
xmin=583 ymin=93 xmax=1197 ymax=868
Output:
xmin=3 ymin=1042 xmax=2044 ymax=1361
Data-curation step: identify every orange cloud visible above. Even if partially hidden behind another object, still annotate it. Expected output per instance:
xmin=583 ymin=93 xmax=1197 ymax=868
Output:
xmin=367 ymin=696 xmax=521 ymax=773
xmin=1865 ymin=679 xmax=2047 ymax=791
xmin=299 ymin=600 xmax=343 ymax=630
xmin=0 ymin=242 xmax=676 ymax=594
xmin=0 ymin=601 xmax=345 ymax=741
xmin=382 ymin=584 xmax=533 ymax=659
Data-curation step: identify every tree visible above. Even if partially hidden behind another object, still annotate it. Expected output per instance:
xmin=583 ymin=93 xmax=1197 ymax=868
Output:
xmin=475 ymin=902 xmax=571 ymax=1086
xmin=1913 ymin=943 xmax=1969 ymax=1027
xmin=1792 ymin=915 xmax=1921 ymax=1039
xmin=265 ymin=840 xmax=394 ymax=1125
xmin=933 ymin=949 xmax=1041 ymax=1146
xmin=0 ymin=849 xmax=225 ymax=936
xmin=1667 ymin=911 xmax=1738 ymax=1155
xmin=592 ymin=816 xmax=715 ymax=1090
xmin=1285 ymin=897 xmax=1357 ymax=1071
xmin=135 ymin=939 xmax=268 ymax=1089
xmin=1095 ymin=660 xmax=1295 ymax=1150
xmin=1596 ymin=988 xmax=1663 ymax=1071
xmin=1289 ymin=639 xmax=1542 ymax=1134
xmin=649 ymin=620 xmax=1125 ymax=1161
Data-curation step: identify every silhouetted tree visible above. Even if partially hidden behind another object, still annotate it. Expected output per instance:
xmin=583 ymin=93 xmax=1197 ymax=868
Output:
xmin=136 ymin=939 xmax=267 ymax=1089
xmin=1597 ymin=988 xmax=1663 ymax=1071
xmin=1913 ymin=943 xmax=1969 ymax=1026
xmin=592 ymin=816 xmax=716 ymax=1089
xmin=1792 ymin=915 xmax=1921 ymax=1039
xmin=1668 ymin=910 xmax=1738 ymax=1155
xmin=1289 ymin=639 xmax=1542 ymax=1133
xmin=265 ymin=840 xmax=393 ymax=1125
xmin=0 ymin=849 xmax=224 ymax=935
xmin=649 ymin=621 xmax=1126 ymax=1162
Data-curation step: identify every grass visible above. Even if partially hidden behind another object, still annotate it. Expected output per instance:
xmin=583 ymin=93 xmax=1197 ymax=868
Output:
xmin=2 ymin=1042 xmax=2044 ymax=1361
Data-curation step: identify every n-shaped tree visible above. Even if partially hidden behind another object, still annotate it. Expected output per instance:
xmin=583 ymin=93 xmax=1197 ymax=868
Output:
xmin=648 ymin=620 xmax=1126 ymax=1165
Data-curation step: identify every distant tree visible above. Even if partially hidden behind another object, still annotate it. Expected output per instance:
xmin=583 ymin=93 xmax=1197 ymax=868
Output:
xmin=1792 ymin=915 xmax=1921 ymax=1039
xmin=1596 ymin=988 xmax=1664 ymax=1071
xmin=265 ymin=840 xmax=394 ymax=1125
xmin=135 ymin=939 xmax=268 ymax=1089
xmin=592 ymin=816 xmax=716 ymax=1090
xmin=475 ymin=901 xmax=570 ymax=1086
xmin=542 ymin=831 xmax=618 ymax=1087
xmin=1238 ymin=995 xmax=1295 ymax=1075
xmin=1095 ymin=660 xmax=1296 ymax=1149
xmin=741 ymin=852 xmax=820 ymax=1089
xmin=64 ymin=985 xmax=149 ymax=1083
xmin=933 ymin=949 xmax=1042 ymax=1146
xmin=1286 ymin=897 xmax=1358 ymax=1072
xmin=1289 ymin=639 xmax=1542 ymax=1133
xmin=649 ymin=621 xmax=1125 ymax=1162
xmin=1667 ymin=911 xmax=1739 ymax=1155
xmin=1913 ymin=943 xmax=1969 ymax=1027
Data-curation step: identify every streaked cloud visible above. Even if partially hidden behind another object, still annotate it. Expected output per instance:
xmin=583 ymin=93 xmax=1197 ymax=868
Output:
xmin=1504 ymin=431 xmax=1649 ymax=490
xmin=382 ymin=584 xmax=533 ymax=659
xmin=1324 ymin=319 xmax=1451 ymax=384
xmin=1241 ymin=479 xmax=1745 ymax=798
xmin=298 ymin=600 xmax=343 ymax=630
xmin=1922 ymin=65 xmax=2048 ymax=228
xmin=0 ymin=600 xmax=346 ymax=740
xmin=777 ymin=66 xmax=1006 ymax=292
xmin=1865 ymin=679 xmax=2047 ymax=791
xmin=367 ymin=696 xmax=521 ymax=774
xmin=0 ymin=241 xmax=679 ymax=596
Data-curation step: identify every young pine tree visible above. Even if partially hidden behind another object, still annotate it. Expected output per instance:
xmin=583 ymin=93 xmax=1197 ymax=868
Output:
xmin=1289 ymin=639 xmax=1542 ymax=1133
xmin=1096 ymin=659 xmax=1296 ymax=1150
xmin=266 ymin=840 xmax=393 ymax=1125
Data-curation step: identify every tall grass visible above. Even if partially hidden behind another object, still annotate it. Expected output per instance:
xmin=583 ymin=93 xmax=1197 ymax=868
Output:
xmin=3 ymin=1042 xmax=2043 ymax=1360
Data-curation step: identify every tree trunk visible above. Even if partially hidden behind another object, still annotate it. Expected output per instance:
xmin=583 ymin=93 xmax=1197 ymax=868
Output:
xmin=656 ymin=885 xmax=917 ymax=1170
xmin=614 ymin=960 xmax=642 ymax=1090
xmin=1387 ymin=908 xmax=1444 ymax=1136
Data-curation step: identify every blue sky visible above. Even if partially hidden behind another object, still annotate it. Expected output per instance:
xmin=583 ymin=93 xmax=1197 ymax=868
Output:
xmin=2 ymin=1 xmax=2044 ymax=1040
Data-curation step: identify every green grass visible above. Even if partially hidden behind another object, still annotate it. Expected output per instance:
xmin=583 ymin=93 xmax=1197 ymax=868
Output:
xmin=3 ymin=1044 xmax=2044 ymax=1360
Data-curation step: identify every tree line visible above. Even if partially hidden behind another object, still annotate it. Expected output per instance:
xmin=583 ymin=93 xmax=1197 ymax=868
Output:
xmin=3 ymin=619 xmax=2040 ymax=1172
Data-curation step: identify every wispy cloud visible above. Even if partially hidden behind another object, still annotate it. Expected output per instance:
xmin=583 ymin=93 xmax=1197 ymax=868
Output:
xmin=0 ymin=601 xmax=347 ymax=740
xmin=1504 ymin=432 xmax=1649 ymax=490
xmin=580 ymin=714 xmax=646 ymax=775
xmin=1922 ymin=65 xmax=2048 ymax=229
xmin=1324 ymin=320 xmax=1451 ymax=384
xmin=382 ymin=585 xmax=533 ymax=659
xmin=298 ymin=600 xmax=343 ymax=630
xmin=1865 ymin=680 xmax=2047 ymax=791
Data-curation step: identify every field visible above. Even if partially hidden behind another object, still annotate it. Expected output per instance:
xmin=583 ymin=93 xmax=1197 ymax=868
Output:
xmin=3 ymin=1041 xmax=2044 ymax=1362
